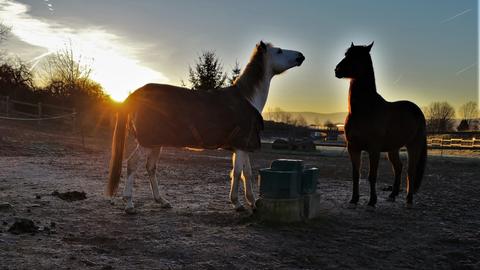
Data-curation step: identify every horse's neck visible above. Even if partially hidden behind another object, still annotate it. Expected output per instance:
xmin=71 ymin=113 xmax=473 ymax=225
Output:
xmin=236 ymin=71 xmax=273 ymax=113
xmin=348 ymin=76 xmax=384 ymax=113
xmin=248 ymin=76 xmax=271 ymax=112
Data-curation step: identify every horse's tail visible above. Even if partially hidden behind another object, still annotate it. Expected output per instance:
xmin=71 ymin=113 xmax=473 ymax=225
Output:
xmin=106 ymin=108 xmax=128 ymax=197
xmin=412 ymin=119 xmax=427 ymax=193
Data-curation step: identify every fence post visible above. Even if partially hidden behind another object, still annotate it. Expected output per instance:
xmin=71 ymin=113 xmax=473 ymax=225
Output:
xmin=72 ymin=108 xmax=76 ymax=133
xmin=37 ymin=102 xmax=42 ymax=125
xmin=111 ymin=112 xmax=116 ymax=130
xmin=5 ymin=96 xmax=10 ymax=116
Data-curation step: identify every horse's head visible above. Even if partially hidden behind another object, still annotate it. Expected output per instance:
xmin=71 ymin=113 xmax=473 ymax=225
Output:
xmin=257 ymin=41 xmax=305 ymax=75
xmin=335 ymin=42 xmax=374 ymax=79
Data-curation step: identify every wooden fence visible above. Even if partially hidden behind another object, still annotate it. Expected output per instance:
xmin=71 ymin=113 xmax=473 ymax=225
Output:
xmin=315 ymin=138 xmax=480 ymax=150
xmin=427 ymin=137 xmax=480 ymax=150
xmin=0 ymin=96 xmax=76 ymax=130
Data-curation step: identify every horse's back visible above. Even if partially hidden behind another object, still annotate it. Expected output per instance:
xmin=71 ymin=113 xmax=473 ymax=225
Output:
xmin=345 ymin=99 xmax=425 ymax=151
xmin=390 ymin=100 xmax=425 ymax=119
xmin=125 ymin=83 xmax=263 ymax=150
xmin=388 ymin=100 xmax=426 ymax=129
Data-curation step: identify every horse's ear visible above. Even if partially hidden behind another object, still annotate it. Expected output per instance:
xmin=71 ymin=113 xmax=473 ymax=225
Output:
xmin=366 ymin=41 xmax=374 ymax=52
xmin=258 ymin=41 xmax=267 ymax=51
xmin=350 ymin=42 xmax=354 ymax=48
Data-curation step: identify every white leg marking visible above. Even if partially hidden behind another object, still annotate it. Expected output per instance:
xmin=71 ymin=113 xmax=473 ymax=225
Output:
xmin=146 ymin=147 xmax=171 ymax=208
xmin=123 ymin=144 xmax=142 ymax=213
xmin=229 ymin=152 xmax=243 ymax=210
xmin=240 ymin=151 xmax=256 ymax=208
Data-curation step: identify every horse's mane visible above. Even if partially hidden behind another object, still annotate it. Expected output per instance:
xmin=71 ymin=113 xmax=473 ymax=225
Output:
xmin=233 ymin=43 xmax=270 ymax=100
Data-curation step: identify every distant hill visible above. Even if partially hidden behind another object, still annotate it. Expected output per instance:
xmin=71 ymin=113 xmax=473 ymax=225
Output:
xmin=263 ymin=111 xmax=347 ymax=125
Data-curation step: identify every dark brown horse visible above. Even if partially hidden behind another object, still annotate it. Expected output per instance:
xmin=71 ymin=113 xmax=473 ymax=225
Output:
xmin=335 ymin=42 xmax=427 ymax=208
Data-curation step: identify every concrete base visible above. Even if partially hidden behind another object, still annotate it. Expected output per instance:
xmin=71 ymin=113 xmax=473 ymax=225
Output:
xmin=255 ymin=192 xmax=322 ymax=223
xmin=303 ymin=193 xmax=322 ymax=219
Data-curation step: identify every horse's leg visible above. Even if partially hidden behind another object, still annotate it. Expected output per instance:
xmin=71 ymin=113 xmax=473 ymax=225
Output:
xmin=123 ymin=144 xmax=142 ymax=214
xmin=367 ymin=151 xmax=380 ymax=207
xmin=239 ymin=150 xmax=256 ymax=209
xmin=146 ymin=147 xmax=171 ymax=208
xmin=406 ymin=147 xmax=416 ymax=207
xmin=348 ymin=147 xmax=361 ymax=206
xmin=229 ymin=151 xmax=244 ymax=211
xmin=387 ymin=150 xmax=402 ymax=202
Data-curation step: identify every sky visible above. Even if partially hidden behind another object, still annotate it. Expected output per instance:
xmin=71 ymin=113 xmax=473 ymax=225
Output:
xmin=0 ymin=0 xmax=478 ymax=113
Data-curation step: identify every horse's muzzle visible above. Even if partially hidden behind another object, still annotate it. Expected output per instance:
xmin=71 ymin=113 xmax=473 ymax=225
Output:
xmin=335 ymin=67 xmax=344 ymax=78
xmin=296 ymin=53 xmax=305 ymax=66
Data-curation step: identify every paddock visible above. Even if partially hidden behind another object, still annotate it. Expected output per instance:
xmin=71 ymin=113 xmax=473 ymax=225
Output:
xmin=0 ymin=121 xmax=479 ymax=269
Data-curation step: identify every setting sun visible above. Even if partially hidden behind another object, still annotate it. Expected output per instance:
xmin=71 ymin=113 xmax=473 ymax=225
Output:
xmin=88 ymin=49 xmax=167 ymax=102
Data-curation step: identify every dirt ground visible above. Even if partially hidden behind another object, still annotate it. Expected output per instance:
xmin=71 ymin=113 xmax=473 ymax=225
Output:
xmin=1 ymin=121 xmax=479 ymax=270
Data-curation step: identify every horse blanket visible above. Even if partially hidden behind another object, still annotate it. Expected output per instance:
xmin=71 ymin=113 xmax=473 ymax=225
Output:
xmin=125 ymin=84 xmax=264 ymax=151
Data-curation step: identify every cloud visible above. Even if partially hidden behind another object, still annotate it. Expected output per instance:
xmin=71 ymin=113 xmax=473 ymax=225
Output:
xmin=0 ymin=0 xmax=168 ymax=101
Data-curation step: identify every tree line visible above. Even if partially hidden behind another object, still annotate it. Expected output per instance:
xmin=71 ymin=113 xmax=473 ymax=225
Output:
xmin=0 ymin=26 xmax=107 ymax=114
xmin=423 ymin=101 xmax=478 ymax=133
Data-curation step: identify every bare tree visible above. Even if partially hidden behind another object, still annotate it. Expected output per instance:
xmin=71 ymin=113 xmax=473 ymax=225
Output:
xmin=263 ymin=107 xmax=273 ymax=121
xmin=0 ymin=23 xmax=10 ymax=43
xmin=295 ymin=115 xmax=308 ymax=127
xmin=0 ymin=58 xmax=34 ymax=99
xmin=265 ymin=107 xmax=281 ymax=122
xmin=0 ymin=23 xmax=11 ymax=61
xmin=425 ymin=101 xmax=456 ymax=133
xmin=457 ymin=101 xmax=478 ymax=130
xmin=41 ymin=45 xmax=92 ymax=89
xmin=280 ymin=110 xmax=293 ymax=124
xmin=264 ymin=107 xmax=297 ymax=124
xmin=39 ymin=44 xmax=106 ymax=107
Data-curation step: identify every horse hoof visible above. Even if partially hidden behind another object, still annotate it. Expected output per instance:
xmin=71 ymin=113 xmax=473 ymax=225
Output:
xmin=366 ymin=205 xmax=376 ymax=212
xmin=347 ymin=203 xmax=357 ymax=209
xmin=124 ymin=207 xmax=136 ymax=215
xmin=406 ymin=202 xmax=413 ymax=209
xmin=234 ymin=205 xmax=246 ymax=212
xmin=386 ymin=196 xmax=395 ymax=202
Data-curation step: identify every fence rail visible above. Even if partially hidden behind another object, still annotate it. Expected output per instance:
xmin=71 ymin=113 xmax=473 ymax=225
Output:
xmin=427 ymin=137 xmax=480 ymax=149
xmin=316 ymin=137 xmax=480 ymax=149
xmin=0 ymin=96 xmax=76 ymax=130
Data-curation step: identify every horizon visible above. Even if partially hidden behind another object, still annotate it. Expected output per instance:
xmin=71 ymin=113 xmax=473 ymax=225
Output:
xmin=0 ymin=0 xmax=478 ymax=113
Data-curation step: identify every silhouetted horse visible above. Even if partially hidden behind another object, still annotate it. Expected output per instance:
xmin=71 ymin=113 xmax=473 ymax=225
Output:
xmin=335 ymin=42 xmax=427 ymax=208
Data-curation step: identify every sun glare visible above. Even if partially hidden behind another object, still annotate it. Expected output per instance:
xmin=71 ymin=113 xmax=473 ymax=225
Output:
xmin=88 ymin=48 xmax=166 ymax=102
xmin=0 ymin=0 xmax=168 ymax=103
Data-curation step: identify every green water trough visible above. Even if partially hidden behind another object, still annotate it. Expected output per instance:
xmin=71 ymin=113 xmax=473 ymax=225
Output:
xmin=256 ymin=159 xmax=322 ymax=223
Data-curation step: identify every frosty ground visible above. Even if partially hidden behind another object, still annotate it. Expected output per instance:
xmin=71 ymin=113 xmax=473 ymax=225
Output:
xmin=1 ymin=121 xmax=479 ymax=269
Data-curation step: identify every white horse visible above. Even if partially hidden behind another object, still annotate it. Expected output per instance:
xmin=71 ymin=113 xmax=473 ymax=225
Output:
xmin=106 ymin=41 xmax=305 ymax=213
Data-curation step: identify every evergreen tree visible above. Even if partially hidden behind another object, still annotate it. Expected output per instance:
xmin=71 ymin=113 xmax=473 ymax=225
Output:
xmin=228 ymin=61 xmax=242 ymax=86
xmin=188 ymin=51 xmax=227 ymax=90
